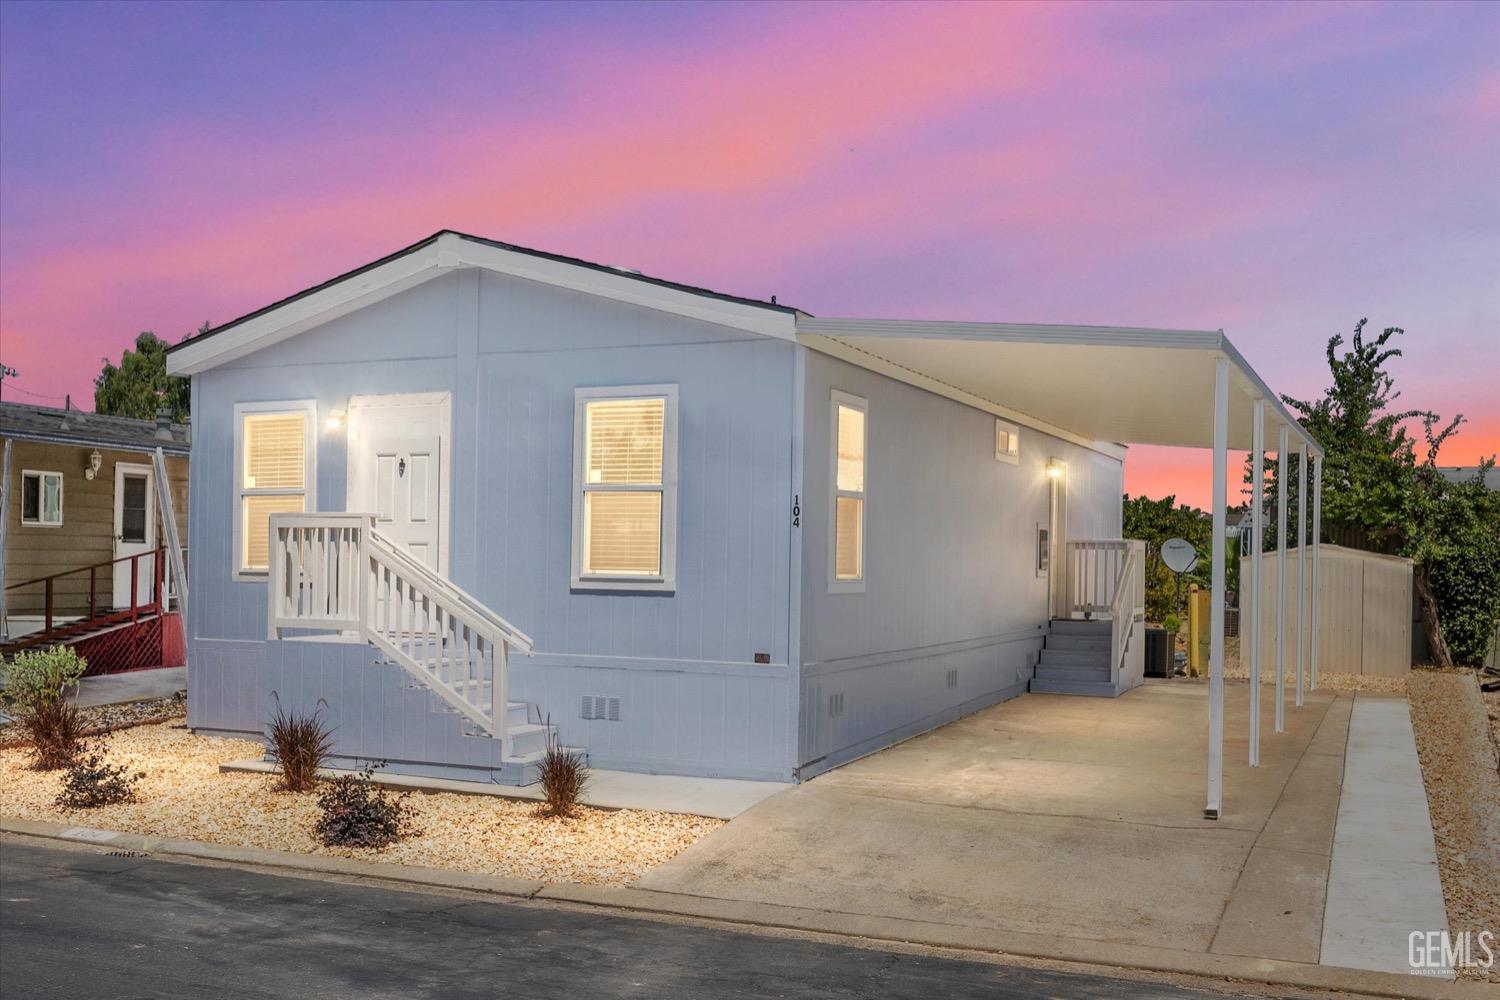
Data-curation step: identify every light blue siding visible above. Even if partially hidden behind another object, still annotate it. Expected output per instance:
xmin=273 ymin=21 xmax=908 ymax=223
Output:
xmin=795 ymin=351 xmax=1123 ymax=776
xmin=187 ymin=269 xmax=798 ymax=780
xmin=185 ymin=263 xmax=1125 ymax=785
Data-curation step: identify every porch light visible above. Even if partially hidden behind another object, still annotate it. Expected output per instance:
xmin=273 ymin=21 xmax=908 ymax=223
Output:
xmin=1046 ymin=460 xmax=1064 ymax=479
xmin=85 ymin=448 xmax=102 ymax=480
xmin=325 ymin=409 xmax=346 ymax=432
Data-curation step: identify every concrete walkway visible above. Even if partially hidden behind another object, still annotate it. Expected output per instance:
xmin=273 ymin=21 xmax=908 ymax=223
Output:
xmin=1320 ymin=695 xmax=1451 ymax=978
xmin=71 ymin=666 xmax=186 ymax=707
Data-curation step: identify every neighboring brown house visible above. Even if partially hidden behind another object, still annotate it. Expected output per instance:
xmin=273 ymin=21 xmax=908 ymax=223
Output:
xmin=1 ymin=401 xmax=189 ymax=672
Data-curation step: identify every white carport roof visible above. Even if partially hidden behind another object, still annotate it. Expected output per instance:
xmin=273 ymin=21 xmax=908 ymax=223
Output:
xmin=797 ymin=317 xmax=1322 ymax=458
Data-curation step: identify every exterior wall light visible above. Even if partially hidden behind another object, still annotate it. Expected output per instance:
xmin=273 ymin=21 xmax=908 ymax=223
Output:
xmin=325 ymin=409 xmax=346 ymax=432
xmin=85 ymin=448 xmax=103 ymax=480
xmin=1046 ymin=460 xmax=1064 ymax=479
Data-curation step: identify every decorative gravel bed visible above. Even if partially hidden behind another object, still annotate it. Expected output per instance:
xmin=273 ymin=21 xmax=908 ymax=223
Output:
xmin=1407 ymin=669 xmax=1500 ymax=983
xmin=0 ymin=721 xmax=722 ymax=886
xmin=0 ymin=694 xmax=187 ymax=748
xmin=1216 ymin=635 xmax=1411 ymax=693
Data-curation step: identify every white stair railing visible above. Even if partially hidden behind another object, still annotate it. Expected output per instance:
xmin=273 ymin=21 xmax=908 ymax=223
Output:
xmin=267 ymin=513 xmax=533 ymax=746
xmin=1064 ymin=540 xmax=1129 ymax=618
xmin=1105 ymin=541 xmax=1146 ymax=690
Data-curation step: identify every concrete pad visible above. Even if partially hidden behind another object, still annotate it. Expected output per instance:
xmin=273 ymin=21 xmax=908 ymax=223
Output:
xmin=1320 ymin=695 xmax=1450 ymax=978
xmin=642 ymin=782 xmax=1254 ymax=950
xmin=642 ymin=683 xmax=1347 ymax=963
xmin=220 ymin=758 xmax=783 ymax=819
xmin=1212 ymin=846 xmax=1330 ymax=964
xmin=71 ymin=666 xmax=186 ymax=707
xmin=1255 ymin=750 xmax=1344 ymax=856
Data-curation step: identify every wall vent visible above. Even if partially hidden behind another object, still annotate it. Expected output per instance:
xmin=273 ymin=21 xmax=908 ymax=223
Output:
xmin=828 ymin=692 xmax=845 ymax=718
xmin=946 ymin=668 xmax=959 ymax=690
xmin=581 ymin=696 xmax=621 ymax=721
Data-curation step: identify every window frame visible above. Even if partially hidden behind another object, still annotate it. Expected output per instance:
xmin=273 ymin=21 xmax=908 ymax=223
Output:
xmin=20 ymin=470 xmax=64 ymax=527
xmin=828 ymin=389 xmax=868 ymax=594
xmin=232 ymin=399 xmax=317 ymax=581
xmin=995 ymin=418 xmax=1020 ymax=464
xmin=570 ymin=384 xmax=679 ymax=593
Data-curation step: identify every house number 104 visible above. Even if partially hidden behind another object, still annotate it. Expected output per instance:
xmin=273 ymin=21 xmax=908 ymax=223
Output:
xmin=791 ymin=495 xmax=800 ymax=527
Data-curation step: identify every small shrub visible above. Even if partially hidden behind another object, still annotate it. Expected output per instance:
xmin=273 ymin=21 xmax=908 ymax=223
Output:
xmin=536 ymin=718 xmax=588 ymax=818
xmin=1163 ymin=613 xmax=1181 ymax=634
xmin=56 ymin=745 xmax=144 ymax=809
xmin=266 ymin=692 xmax=334 ymax=792
xmin=24 ymin=698 xmax=86 ymax=770
xmin=3 ymin=645 xmax=87 ymax=712
xmin=313 ymin=762 xmax=416 ymax=849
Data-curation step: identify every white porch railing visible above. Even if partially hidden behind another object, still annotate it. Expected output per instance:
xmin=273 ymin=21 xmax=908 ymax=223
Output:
xmin=1064 ymin=539 xmax=1146 ymax=689
xmin=267 ymin=512 xmax=533 ymax=744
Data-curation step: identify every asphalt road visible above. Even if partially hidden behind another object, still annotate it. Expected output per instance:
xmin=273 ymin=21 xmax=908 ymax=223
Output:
xmin=2 ymin=840 xmax=1243 ymax=999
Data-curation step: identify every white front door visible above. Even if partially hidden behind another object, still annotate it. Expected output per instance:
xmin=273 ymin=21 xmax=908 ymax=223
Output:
xmin=113 ymin=462 xmax=156 ymax=607
xmin=348 ymin=394 xmax=449 ymax=574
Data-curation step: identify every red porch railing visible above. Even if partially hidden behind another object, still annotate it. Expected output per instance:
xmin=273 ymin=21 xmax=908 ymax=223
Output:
xmin=3 ymin=547 xmax=175 ymax=651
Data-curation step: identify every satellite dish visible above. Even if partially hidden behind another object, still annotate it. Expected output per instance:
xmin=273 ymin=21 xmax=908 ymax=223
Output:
xmin=1161 ymin=537 xmax=1198 ymax=574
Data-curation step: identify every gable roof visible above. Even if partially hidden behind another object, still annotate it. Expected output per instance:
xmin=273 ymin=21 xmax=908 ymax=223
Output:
xmin=166 ymin=230 xmax=801 ymax=375
xmin=0 ymin=401 xmax=191 ymax=455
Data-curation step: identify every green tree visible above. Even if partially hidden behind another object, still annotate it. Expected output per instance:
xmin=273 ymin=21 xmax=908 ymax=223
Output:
xmin=1122 ymin=493 xmax=1212 ymax=622
xmin=1273 ymin=320 xmax=1500 ymax=667
xmin=93 ymin=327 xmax=201 ymax=422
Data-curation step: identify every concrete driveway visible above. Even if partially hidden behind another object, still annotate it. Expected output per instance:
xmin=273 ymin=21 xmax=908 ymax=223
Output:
xmin=642 ymin=681 xmax=1352 ymax=965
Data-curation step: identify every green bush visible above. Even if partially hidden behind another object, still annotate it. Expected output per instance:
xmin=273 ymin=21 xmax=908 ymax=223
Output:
xmin=1163 ymin=613 xmax=1181 ymax=635
xmin=3 ymin=645 xmax=88 ymax=712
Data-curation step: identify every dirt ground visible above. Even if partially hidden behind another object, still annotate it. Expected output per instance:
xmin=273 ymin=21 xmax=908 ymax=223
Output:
xmin=1407 ymin=669 xmax=1500 ymax=982
xmin=0 ymin=721 xmax=720 ymax=886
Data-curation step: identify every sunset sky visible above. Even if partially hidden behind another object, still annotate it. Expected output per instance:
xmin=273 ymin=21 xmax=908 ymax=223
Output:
xmin=1 ymin=1 xmax=1495 ymax=506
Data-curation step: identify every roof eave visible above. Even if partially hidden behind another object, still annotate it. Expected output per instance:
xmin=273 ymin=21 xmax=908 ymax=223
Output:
xmin=167 ymin=231 xmax=798 ymax=376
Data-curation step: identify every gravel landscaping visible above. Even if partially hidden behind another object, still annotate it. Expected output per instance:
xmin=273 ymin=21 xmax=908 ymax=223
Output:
xmin=0 ymin=694 xmax=187 ymax=749
xmin=0 ymin=721 xmax=722 ymax=886
xmin=1217 ymin=636 xmax=1410 ymax=693
xmin=1407 ymin=668 xmax=1500 ymax=983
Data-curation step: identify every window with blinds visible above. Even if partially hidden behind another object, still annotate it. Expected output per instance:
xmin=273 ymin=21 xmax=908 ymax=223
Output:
xmin=573 ymin=387 xmax=678 ymax=590
xmin=235 ymin=403 xmax=314 ymax=575
xmin=830 ymin=391 xmax=867 ymax=590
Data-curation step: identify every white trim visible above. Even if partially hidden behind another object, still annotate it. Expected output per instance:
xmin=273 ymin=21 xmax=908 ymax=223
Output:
xmin=798 ymin=334 xmax=1127 ymax=461
xmin=232 ymin=400 xmax=317 ymax=581
xmin=828 ymin=388 xmax=867 ymax=594
xmin=569 ymin=384 xmax=680 ymax=593
xmin=113 ymin=461 xmax=157 ymax=607
xmin=167 ymin=233 xmax=796 ymax=376
xmin=449 ymin=237 xmax=796 ymax=342
xmin=346 ymin=392 xmax=452 ymax=578
xmin=170 ymin=246 xmax=447 ymax=375
xmin=995 ymin=418 xmax=1020 ymax=464
xmin=1047 ymin=459 xmax=1068 ymax=616
xmin=19 ymin=469 xmax=64 ymax=527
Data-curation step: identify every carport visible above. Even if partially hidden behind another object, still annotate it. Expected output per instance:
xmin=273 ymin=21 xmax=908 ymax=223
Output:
xmin=796 ymin=318 xmax=1326 ymax=819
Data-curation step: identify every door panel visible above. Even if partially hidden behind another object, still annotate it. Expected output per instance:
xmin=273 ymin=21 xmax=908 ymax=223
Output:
xmin=348 ymin=395 xmax=449 ymax=576
xmin=113 ymin=464 xmax=156 ymax=607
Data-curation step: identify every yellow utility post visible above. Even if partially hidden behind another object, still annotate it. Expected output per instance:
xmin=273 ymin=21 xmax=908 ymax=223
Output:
xmin=1188 ymin=585 xmax=1211 ymax=677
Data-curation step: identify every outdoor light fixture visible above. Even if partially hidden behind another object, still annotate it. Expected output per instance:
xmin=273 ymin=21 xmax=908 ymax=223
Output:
xmin=325 ymin=409 xmax=346 ymax=432
xmin=84 ymin=448 xmax=102 ymax=480
xmin=1046 ymin=460 xmax=1064 ymax=479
